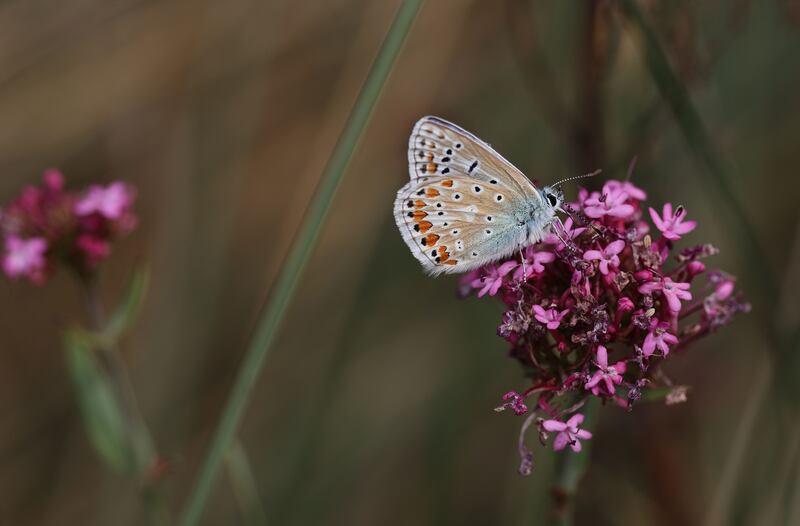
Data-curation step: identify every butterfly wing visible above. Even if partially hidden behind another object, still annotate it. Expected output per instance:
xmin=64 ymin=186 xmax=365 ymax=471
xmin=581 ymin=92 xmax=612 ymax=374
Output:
xmin=395 ymin=117 xmax=551 ymax=274
xmin=394 ymin=175 xmax=532 ymax=274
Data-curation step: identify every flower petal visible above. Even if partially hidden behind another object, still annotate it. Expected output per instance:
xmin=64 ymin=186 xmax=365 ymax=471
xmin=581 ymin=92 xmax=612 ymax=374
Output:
xmin=542 ymin=420 xmax=567 ymax=432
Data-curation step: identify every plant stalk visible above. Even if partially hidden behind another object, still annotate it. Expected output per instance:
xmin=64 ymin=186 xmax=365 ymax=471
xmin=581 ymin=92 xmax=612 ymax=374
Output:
xmin=549 ymin=397 xmax=600 ymax=526
xmin=80 ymin=276 xmax=167 ymax=526
xmin=176 ymin=1 xmax=425 ymax=525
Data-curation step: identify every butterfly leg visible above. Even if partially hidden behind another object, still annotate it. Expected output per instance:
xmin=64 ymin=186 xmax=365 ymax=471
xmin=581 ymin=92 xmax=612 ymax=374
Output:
xmin=551 ymin=217 xmax=572 ymax=250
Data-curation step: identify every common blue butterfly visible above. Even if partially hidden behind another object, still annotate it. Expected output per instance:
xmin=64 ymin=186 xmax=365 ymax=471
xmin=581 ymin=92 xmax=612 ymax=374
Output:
xmin=394 ymin=116 xmax=589 ymax=275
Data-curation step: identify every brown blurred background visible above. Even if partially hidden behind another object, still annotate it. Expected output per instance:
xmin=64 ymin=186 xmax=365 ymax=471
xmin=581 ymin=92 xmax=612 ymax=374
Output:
xmin=0 ymin=0 xmax=799 ymax=524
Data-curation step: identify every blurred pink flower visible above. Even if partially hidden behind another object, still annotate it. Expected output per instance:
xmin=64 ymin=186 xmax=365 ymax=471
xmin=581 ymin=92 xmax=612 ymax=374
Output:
xmin=585 ymin=345 xmax=626 ymax=396
xmin=2 ymin=236 xmax=48 ymax=282
xmin=532 ymin=305 xmax=569 ymax=330
xmin=638 ymin=277 xmax=692 ymax=313
xmin=76 ymin=234 xmax=111 ymax=268
xmin=604 ymin=180 xmax=646 ymax=201
xmin=75 ymin=182 xmax=135 ymax=220
xmin=583 ymin=240 xmax=625 ymax=275
xmin=1 ymin=170 xmax=138 ymax=281
xmin=649 ymin=203 xmax=696 ymax=241
xmin=713 ymin=280 xmax=735 ymax=301
xmin=542 ymin=413 xmax=593 ymax=452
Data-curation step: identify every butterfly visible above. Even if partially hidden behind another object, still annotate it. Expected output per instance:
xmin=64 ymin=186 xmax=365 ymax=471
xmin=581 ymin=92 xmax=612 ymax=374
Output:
xmin=394 ymin=116 xmax=589 ymax=275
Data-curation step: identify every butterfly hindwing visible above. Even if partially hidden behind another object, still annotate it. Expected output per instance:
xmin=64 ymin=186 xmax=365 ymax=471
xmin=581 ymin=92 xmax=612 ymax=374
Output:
xmin=393 ymin=176 xmax=528 ymax=275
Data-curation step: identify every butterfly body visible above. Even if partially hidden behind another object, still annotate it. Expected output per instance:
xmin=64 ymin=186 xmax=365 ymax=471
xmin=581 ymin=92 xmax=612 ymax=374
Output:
xmin=393 ymin=116 xmax=564 ymax=275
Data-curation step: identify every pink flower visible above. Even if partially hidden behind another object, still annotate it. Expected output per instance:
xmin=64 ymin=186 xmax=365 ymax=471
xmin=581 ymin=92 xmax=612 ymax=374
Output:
xmin=638 ymin=277 xmax=693 ymax=313
xmin=514 ymin=248 xmax=555 ymax=281
xmin=585 ymin=345 xmax=626 ymax=396
xmin=713 ymin=280 xmax=735 ymax=301
xmin=459 ymin=177 xmax=748 ymax=474
xmin=2 ymin=236 xmax=47 ymax=282
xmin=76 ymin=234 xmax=111 ymax=268
xmin=617 ymin=297 xmax=634 ymax=313
xmin=642 ymin=322 xmax=679 ymax=358
xmin=542 ymin=413 xmax=593 ymax=452
xmin=532 ymin=305 xmax=569 ymax=330
xmin=604 ymin=180 xmax=646 ymax=201
xmin=583 ymin=186 xmax=635 ymax=219
xmin=583 ymin=240 xmax=625 ymax=275
xmin=687 ymin=260 xmax=706 ymax=278
xmin=649 ymin=203 xmax=696 ymax=241
xmin=471 ymin=261 xmax=518 ymax=297
xmin=75 ymin=182 xmax=135 ymax=220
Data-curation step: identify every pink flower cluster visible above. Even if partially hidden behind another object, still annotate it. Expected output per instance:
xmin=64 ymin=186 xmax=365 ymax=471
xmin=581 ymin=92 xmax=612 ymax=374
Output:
xmin=0 ymin=169 xmax=137 ymax=283
xmin=465 ymin=179 xmax=749 ymax=472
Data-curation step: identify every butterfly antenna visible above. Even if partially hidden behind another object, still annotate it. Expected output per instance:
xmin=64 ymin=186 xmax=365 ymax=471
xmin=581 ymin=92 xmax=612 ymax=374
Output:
xmin=552 ymin=169 xmax=602 ymax=188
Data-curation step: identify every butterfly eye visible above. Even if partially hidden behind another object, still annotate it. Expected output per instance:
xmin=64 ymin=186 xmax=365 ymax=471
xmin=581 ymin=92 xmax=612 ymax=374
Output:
xmin=547 ymin=193 xmax=558 ymax=207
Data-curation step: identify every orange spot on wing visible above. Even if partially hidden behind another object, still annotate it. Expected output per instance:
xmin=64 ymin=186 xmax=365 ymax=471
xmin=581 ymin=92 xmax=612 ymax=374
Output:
xmin=424 ymin=233 xmax=439 ymax=245
xmin=441 ymin=179 xmax=453 ymax=188
xmin=412 ymin=210 xmax=427 ymax=220
xmin=414 ymin=200 xmax=426 ymax=208
xmin=436 ymin=245 xmax=453 ymax=264
xmin=443 ymin=260 xmax=458 ymax=266
xmin=425 ymin=187 xmax=440 ymax=197
xmin=425 ymin=163 xmax=437 ymax=174
xmin=418 ymin=221 xmax=433 ymax=233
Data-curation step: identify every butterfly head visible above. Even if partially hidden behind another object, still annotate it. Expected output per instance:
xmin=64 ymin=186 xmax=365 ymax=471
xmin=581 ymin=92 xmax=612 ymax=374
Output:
xmin=540 ymin=186 xmax=564 ymax=213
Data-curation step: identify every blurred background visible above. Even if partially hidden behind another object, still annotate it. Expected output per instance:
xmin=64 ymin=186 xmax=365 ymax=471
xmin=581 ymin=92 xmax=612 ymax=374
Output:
xmin=0 ymin=0 xmax=799 ymax=524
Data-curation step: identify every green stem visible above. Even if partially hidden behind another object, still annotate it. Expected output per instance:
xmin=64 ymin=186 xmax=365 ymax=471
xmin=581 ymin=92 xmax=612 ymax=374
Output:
xmin=226 ymin=441 xmax=268 ymax=526
xmin=549 ymin=397 xmax=599 ymax=526
xmin=176 ymin=1 xmax=425 ymax=525
xmin=81 ymin=277 xmax=168 ymax=526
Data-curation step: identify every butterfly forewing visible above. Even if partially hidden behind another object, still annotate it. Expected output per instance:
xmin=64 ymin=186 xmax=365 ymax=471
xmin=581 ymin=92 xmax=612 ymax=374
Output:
xmin=408 ymin=116 xmax=538 ymax=197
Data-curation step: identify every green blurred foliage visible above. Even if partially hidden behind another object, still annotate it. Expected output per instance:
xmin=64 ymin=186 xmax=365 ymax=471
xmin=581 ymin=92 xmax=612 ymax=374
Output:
xmin=65 ymin=328 xmax=135 ymax=475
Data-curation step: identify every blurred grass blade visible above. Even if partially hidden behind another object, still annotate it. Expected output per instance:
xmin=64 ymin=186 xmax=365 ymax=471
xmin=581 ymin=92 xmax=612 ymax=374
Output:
xmin=65 ymin=328 xmax=135 ymax=474
xmin=226 ymin=441 xmax=268 ymax=526
xmin=103 ymin=268 xmax=149 ymax=342
xmin=549 ymin=397 xmax=599 ymax=526
xmin=177 ymin=1 xmax=425 ymax=525
xmin=619 ymin=0 xmax=777 ymax=303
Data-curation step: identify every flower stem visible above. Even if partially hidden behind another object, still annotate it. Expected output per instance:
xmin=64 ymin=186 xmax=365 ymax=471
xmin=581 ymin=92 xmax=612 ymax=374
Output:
xmin=549 ymin=397 xmax=599 ymax=526
xmin=80 ymin=276 xmax=167 ymax=525
xmin=176 ymin=2 xmax=424 ymax=525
